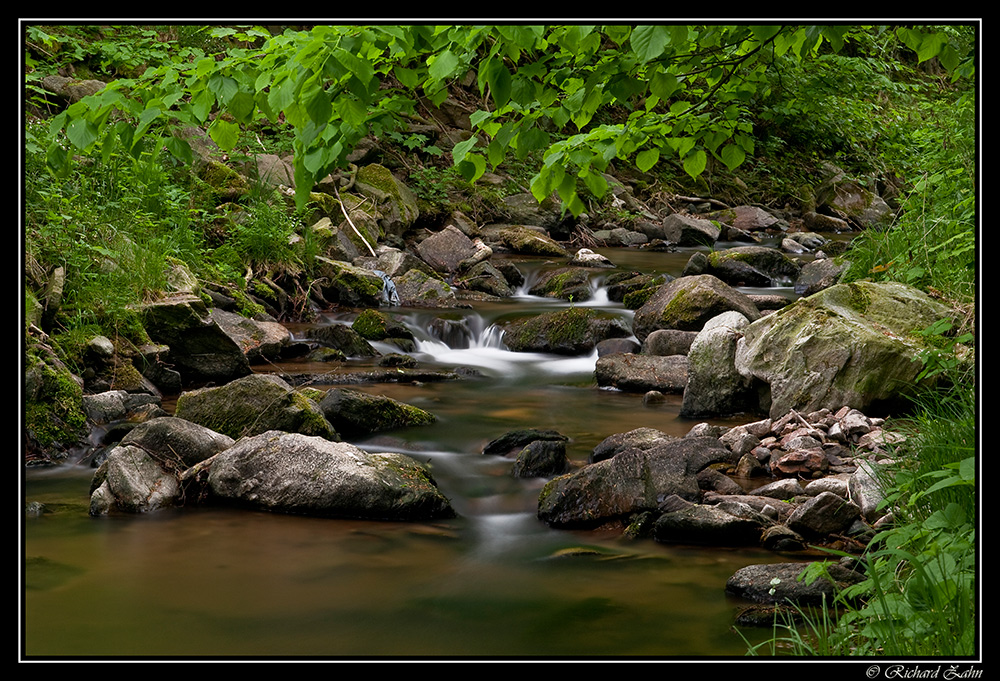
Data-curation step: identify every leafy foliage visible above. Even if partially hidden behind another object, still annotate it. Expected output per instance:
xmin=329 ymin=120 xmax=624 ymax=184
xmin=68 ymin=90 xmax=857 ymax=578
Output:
xmin=36 ymin=24 xmax=973 ymax=218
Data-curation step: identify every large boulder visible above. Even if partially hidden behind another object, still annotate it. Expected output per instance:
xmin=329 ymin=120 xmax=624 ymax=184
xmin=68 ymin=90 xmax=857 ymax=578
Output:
xmin=815 ymin=165 xmax=893 ymax=228
xmin=632 ymin=274 xmax=761 ymax=342
xmin=306 ymin=323 xmax=379 ymax=358
xmin=393 ymin=269 xmax=459 ymax=308
xmin=313 ymin=257 xmax=387 ymax=308
xmin=503 ymin=307 xmax=631 ymax=355
xmin=141 ymin=295 xmax=252 ymax=384
xmin=207 ymin=430 xmax=455 ymax=521
xmin=174 ymin=374 xmax=338 ymax=441
xmin=536 ymin=436 xmax=733 ymax=528
xmin=416 ymin=225 xmax=479 ymax=274
xmin=353 ymin=163 xmax=421 ymax=239
xmin=317 ymin=388 xmax=436 ymax=439
xmin=703 ymin=245 xmax=802 ymax=287
xmin=680 ymin=311 xmax=756 ymax=418
xmin=528 ymin=267 xmax=595 ymax=302
xmin=659 ymin=213 xmax=721 ymax=246
xmin=734 ymin=281 xmax=958 ymax=418
xmin=89 ymin=416 xmax=234 ymax=515
xmin=209 ymin=308 xmax=291 ymax=363
xmin=704 ymin=205 xmax=782 ymax=233
xmin=493 ymin=225 xmax=569 ymax=257
xmin=726 ymin=561 xmax=866 ymax=605
xmin=595 ymin=353 xmax=689 ymax=393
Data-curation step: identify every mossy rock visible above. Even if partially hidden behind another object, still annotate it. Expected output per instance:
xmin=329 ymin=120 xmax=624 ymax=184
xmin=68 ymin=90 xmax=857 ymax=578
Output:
xmin=317 ymin=388 xmax=436 ymax=438
xmin=351 ymin=309 xmax=414 ymax=342
xmin=174 ymin=374 xmax=338 ymax=441
xmin=502 ymin=307 xmax=631 ymax=355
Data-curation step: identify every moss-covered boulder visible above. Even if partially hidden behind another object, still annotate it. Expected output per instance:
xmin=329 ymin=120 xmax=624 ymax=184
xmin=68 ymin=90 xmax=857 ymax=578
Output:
xmin=734 ymin=281 xmax=959 ymax=418
xmin=354 ymin=163 xmax=420 ymax=239
xmin=141 ymin=294 xmax=253 ymax=384
xmin=174 ymin=374 xmax=338 ymax=441
xmin=317 ymin=388 xmax=436 ymax=438
xmin=313 ymin=256 xmax=387 ymax=308
xmin=496 ymin=225 xmax=569 ymax=257
xmin=351 ymin=309 xmax=415 ymax=344
xmin=207 ymin=430 xmax=455 ymax=521
xmin=393 ymin=268 xmax=458 ymax=308
xmin=527 ymin=267 xmax=594 ymax=302
xmin=632 ymin=274 xmax=762 ymax=341
xmin=680 ymin=311 xmax=756 ymax=418
xmin=24 ymin=341 xmax=88 ymax=461
xmin=306 ymin=323 xmax=379 ymax=358
xmin=502 ymin=307 xmax=631 ymax=355
xmin=703 ymin=245 xmax=802 ymax=287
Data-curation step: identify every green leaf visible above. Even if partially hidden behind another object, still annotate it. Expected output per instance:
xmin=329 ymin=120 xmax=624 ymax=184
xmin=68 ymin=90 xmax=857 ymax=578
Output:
xmin=227 ymin=91 xmax=257 ymax=124
xmin=630 ymin=25 xmax=670 ymax=63
xmin=485 ymin=59 xmax=512 ymax=109
xmin=649 ymin=70 xmax=680 ymax=101
xmin=208 ymin=117 xmax=239 ymax=151
xmin=682 ymin=148 xmax=707 ymax=179
xmin=635 ymin=147 xmax=659 ymax=172
xmin=66 ymin=118 xmax=99 ymax=150
xmin=428 ymin=49 xmax=460 ymax=82
xmin=451 ymin=135 xmax=479 ymax=165
xmin=163 ymin=136 xmax=193 ymax=164
xmin=208 ymin=73 xmax=239 ymax=105
xmin=720 ymin=143 xmax=746 ymax=171
xmin=457 ymin=153 xmax=487 ymax=183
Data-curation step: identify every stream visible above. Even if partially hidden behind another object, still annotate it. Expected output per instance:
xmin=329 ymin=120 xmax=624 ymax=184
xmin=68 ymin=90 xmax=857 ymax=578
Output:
xmin=23 ymin=241 xmax=838 ymax=659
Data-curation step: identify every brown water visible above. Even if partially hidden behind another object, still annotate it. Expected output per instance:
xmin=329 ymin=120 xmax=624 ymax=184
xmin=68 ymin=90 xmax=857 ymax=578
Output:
xmin=23 ymin=241 xmax=832 ymax=659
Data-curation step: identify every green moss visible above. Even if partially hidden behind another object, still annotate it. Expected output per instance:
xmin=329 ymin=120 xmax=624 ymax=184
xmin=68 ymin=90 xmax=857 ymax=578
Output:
xmin=352 ymin=308 xmax=391 ymax=339
xmin=24 ymin=353 xmax=88 ymax=449
xmin=846 ymin=282 xmax=872 ymax=314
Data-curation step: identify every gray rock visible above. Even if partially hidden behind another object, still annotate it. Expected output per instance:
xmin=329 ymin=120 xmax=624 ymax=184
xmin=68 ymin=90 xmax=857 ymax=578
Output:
xmin=680 ymin=311 xmax=755 ymax=418
xmin=786 ymin=491 xmax=862 ymax=537
xmin=632 ymin=274 xmax=761 ymax=341
xmin=317 ymin=388 xmax=435 ymax=439
xmin=174 ymin=374 xmax=338 ymax=441
xmin=726 ymin=561 xmax=865 ymax=605
xmin=504 ymin=307 xmax=630 ymax=355
xmin=207 ymin=431 xmax=455 ymax=521
xmin=537 ymin=436 xmax=731 ymax=528
xmin=653 ymin=503 xmax=767 ymax=545
xmin=735 ymin=281 xmax=958 ymax=418
xmin=595 ymin=353 xmax=689 ymax=393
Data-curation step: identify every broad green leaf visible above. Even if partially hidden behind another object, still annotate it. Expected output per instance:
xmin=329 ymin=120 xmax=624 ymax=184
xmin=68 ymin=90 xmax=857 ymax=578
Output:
xmin=163 ymin=136 xmax=193 ymax=164
xmin=649 ymin=70 xmax=680 ymax=101
xmin=208 ymin=73 xmax=239 ymax=105
xmin=227 ymin=91 xmax=257 ymax=124
xmin=208 ymin=117 xmax=239 ymax=151
xmin=720 ymin=143 xmax=746 ymax=171
xmin=451 ymin=135 xmax=479 ymax=165
xmin=486 ymin=59 xmax=512 ymax=109
xmin=66 ymin=118 xmax=99 ymax=150
xmin=682 ymin=148 xmax=707 ymax=179
xmin=428 ymin=49 xmax=460 ymax=82
xmin=305 ymin=88 xmax=332 ymax=126
xmin=631 ymin=25 xmax=670 ymax=63
xmin=133 ymin=106 xmax=162 ymax=141
xmin=457 ymin=152 xmax=487 ymax=182
xmin=581 ymin=169 xmax=608 ymax=198
xmin=636 ymin=147 xmax=659 ymax=172
xmin=750 ymin=25 xmax=782 ymax=42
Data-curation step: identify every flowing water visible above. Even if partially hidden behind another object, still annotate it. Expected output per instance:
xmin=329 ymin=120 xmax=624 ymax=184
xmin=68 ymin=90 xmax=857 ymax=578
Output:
xmin=23 ymin=241 xmax=837 ymax=659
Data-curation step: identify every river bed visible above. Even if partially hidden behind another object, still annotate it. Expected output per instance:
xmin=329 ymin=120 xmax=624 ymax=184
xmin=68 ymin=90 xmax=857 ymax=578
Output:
xmin=23 ymin=240 xmax=841 ymax=659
